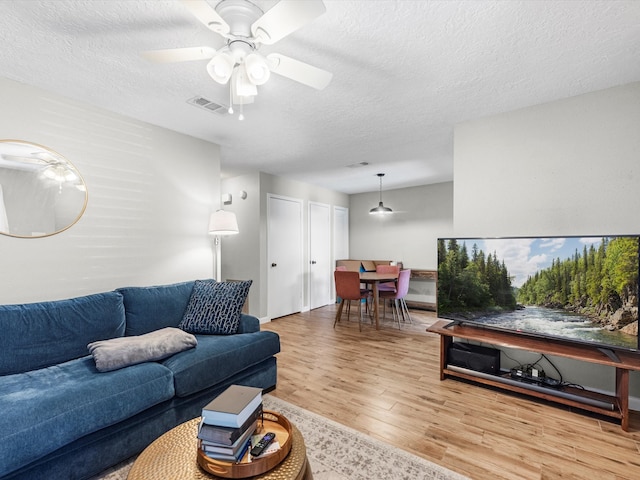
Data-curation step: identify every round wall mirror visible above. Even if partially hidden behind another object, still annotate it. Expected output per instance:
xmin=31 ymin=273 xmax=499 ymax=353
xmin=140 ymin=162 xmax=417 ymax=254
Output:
xmin=0 ymin=140 xmax=88 ymax=238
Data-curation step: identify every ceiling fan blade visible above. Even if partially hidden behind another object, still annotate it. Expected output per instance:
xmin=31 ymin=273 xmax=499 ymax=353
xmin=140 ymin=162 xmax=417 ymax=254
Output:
xmin=251 ymin=0 xmax=326 ymax=45
xmin=180 ymin=0 xmax=230 ymax=36
xmin=142 ymin=46 xmax=217 ymax=63
xmin=267 ymin=53 xmax=332 ymax=90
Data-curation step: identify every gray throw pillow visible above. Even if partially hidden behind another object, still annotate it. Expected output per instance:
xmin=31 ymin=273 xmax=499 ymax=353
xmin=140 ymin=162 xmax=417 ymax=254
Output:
xmin=178 ymin=279 xmax=252 ymax=335
xmin=88 ymin=327 xmax=197 ymax=372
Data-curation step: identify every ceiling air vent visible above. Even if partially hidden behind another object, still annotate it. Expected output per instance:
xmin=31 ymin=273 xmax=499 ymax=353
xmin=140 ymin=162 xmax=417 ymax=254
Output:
xmin=187 ymin=96 xmax=228 ymax=115
xmin=346 ymin=162 xmax=369 ymax=168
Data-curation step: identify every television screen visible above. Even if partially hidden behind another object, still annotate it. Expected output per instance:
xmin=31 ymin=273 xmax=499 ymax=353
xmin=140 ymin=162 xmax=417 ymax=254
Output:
xmin=437 ymin=235 xmax=639 ymax=353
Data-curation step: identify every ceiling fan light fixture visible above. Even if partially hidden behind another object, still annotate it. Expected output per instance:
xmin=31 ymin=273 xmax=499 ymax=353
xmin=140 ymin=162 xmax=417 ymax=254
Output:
xmin=150 ymin=0 xmax=333 ymax=118
xmin=369 ymin=173 xmax=393 ymax=215
xmin=244 ymin=53 xmax=271 ymax=85
xmin=206 ymin=52 xmax=235 ymax=84
xmin=43 ymin=164 xmax=77 ymax=183
xmin=232 ymin=67 xmax=258 ymax=97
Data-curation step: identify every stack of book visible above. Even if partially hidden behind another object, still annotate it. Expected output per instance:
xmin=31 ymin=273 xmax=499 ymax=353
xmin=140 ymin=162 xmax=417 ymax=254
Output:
xmin=198 ymin=385 xmax=263 ymax=463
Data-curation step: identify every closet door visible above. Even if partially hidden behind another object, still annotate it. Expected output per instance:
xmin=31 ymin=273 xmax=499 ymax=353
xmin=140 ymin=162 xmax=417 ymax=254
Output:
xmin=333 ymin=206 xmax=349 ymax=261
xmin=333 ymin=206 xmax=349 ymax=301
xmin=267 ymin=194 xmax=303 ymax=319
xmin=309 ymin=202 xmax=331 ymax=310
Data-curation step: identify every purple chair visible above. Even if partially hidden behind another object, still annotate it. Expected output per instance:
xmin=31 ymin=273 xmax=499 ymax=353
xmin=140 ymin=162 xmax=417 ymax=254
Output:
xmin=379 ymin=269 xmax=412 ymax=328
xmin=376 ymin=264 xmax=399 ymax=317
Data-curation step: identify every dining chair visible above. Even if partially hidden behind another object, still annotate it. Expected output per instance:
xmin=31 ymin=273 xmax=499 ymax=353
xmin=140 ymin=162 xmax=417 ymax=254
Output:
xmin=335 ymin=266 xmax=354 ymax=318
xmin=334 ymin=270 xmax=372 ymax=331
xmin=375 ymin=264 xmax=399 ymax=317
xmin=376 ymin=264 xmax=399 ymax=291
xmin=335 ymin=266 xmax=373 ymax=319
xmin=379 ymin=269 xmax=412 ymax=329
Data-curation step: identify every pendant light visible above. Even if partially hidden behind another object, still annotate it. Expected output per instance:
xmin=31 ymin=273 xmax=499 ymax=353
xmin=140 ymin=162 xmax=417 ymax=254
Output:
xmin=369 ymin=173 xmax=393 ymax=215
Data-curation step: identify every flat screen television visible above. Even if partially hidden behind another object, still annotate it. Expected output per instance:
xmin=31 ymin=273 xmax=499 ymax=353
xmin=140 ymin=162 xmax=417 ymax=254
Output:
xmin=437 ymin=235 xmax=639 ymax=354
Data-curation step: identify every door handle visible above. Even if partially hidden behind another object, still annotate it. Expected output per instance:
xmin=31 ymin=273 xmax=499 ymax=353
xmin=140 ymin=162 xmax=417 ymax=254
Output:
xmin=271 ymin=263 xmax=277 ymax=267
xmin=310 ymin=260 xmax=317 ymax=264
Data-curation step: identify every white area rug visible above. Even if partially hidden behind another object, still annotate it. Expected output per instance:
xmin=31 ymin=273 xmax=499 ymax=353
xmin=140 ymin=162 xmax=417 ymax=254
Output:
xmin=93 ymin=394 xmax=469 ymax=480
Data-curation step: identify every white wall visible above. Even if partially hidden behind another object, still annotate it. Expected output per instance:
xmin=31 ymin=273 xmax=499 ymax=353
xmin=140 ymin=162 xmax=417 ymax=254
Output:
xmin=454 ymin=81 xmax=640 ymax=406
xmin=455 ymin=81 xmax=640 ymax=236
xmin=222 ymin=172 xmax=349 ymax=318
xmin=349 ymin=182 xmax=454 ymax=269
xmin=219 ymin=172 xmax=261 ymax=317
xmin=348 ymin=182 xmax=453 ymax=306
xmin=0 ymin=77 xmax=221 ymax=304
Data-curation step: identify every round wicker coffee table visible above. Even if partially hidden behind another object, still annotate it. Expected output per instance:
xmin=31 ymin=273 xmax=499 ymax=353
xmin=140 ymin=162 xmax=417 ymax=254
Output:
xmin=127 ymin=416 xmax=312 ymax=480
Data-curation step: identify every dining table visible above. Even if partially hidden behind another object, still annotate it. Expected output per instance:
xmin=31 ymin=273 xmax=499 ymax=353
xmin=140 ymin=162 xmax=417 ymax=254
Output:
xmin=359 ymin=271 xmax=398 ymax=330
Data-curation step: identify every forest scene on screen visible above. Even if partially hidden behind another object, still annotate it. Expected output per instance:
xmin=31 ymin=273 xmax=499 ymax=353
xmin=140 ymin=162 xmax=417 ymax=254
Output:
xmin=437 ymin=239 xmax=516 ymax=313
xmin=437 ymin=237 xmax=639 ymax=349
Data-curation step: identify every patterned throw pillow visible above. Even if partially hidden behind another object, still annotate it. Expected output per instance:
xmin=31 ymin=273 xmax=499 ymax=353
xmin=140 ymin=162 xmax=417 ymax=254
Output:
xmin=178 ymin=279 xmax=252 ymax=335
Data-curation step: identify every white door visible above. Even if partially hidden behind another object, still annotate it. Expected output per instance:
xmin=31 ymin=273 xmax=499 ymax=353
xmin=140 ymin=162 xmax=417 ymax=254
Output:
xmin=333 ymin=206 xmax=349 ymax=301
xmin=267 ymin=194 xmax=303 ymax=319
xmin=333 ymin=206 xmax=349 ymax=261
xmin=309 ymin=202 xmax=331 ymax=310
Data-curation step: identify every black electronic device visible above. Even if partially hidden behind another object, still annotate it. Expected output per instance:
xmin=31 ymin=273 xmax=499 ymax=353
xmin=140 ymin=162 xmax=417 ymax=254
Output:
xmin=250 ymin=432 xmax=276 ymax=457
xmin=437 ymin=235 xmax=640 ymax=354
xmin=447 ymin=342 xmax=500 ymax=374
xmin=541 ymin=377 xmax=562 ymax=388
xmin=509 ymin=367 xmax=562 ymax=388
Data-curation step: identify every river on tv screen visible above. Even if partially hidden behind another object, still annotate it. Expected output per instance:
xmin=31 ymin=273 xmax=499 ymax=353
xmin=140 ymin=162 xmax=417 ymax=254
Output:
xmin=437 ymin=236 xmax=639 ymax=351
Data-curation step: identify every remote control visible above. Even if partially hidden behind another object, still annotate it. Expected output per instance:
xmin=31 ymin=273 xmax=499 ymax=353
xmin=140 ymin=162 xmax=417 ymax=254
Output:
xmin=250 ymin=432 xmax=276 ymax=457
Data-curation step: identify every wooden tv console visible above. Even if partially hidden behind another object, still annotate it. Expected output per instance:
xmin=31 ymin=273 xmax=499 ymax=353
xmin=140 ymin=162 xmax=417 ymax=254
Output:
xmin=427 ymin=320 xmax=640 ymax=431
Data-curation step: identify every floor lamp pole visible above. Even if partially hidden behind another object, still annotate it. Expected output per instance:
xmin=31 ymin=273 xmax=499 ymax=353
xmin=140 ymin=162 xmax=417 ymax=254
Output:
xmin=214 ymin=235 xmax=222 ymax=281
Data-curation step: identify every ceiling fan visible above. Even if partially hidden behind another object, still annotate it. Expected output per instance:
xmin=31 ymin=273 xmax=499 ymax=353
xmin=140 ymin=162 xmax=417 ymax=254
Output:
xmin=143 ymin=0 xmax=332 ymax=114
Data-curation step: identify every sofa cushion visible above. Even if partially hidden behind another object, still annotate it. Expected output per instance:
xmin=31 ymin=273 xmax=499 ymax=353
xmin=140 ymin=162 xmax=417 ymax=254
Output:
xmin=179 ymin=280 xmax=252 ymax=335
xmin=0 ymin=291 xmax=125 ymax=376
xmin=118 ymin=281 xmax=196 ymax=336
xmin=0 ymin=356 xmax=175 ymax=477
xmin=162 ymin=330 xmax=280 ymax=397
xmin=88 ymin=327 xmax=198 ymax=372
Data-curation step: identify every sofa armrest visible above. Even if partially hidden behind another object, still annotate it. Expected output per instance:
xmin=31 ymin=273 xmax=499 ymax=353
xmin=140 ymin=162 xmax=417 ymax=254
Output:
xmin=237 ymin=314 xmax=260 ymax=333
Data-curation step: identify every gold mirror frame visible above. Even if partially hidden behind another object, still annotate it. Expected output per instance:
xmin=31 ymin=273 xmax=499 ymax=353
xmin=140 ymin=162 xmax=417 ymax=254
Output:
xmin=0 ymin=140 xmax=88 ymax=238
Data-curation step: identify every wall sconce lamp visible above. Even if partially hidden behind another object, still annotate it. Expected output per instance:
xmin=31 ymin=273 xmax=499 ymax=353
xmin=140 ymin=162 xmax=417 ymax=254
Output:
xmin=208 ymin=209 xmax=239 ymax=281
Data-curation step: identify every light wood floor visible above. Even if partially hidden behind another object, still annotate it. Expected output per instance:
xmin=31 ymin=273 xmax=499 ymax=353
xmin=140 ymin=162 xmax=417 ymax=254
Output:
xmin=261 ymin=304 xmax=640 ymax=480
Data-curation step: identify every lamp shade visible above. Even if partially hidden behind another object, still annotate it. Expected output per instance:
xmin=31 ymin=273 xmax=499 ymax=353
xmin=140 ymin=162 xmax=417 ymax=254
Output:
xmin=206 ymin=52 xmax=235 ymax=84
xmin=208 ymin=210 xmax=239 ymax=235
xmin=244 ymin=53 xmax=271 ymax=85
xmin=369 ymin=202 xmax=393 ymax=215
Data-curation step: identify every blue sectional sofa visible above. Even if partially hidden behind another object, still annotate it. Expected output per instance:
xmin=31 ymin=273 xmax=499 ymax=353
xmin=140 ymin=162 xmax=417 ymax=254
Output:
xmin=0 ymin=280 xmax=280 ymax=480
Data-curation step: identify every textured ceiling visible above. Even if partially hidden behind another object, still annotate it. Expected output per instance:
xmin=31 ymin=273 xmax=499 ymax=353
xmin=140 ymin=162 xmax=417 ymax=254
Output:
xmin=1 ymin=1 xmax=639 ymax=194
